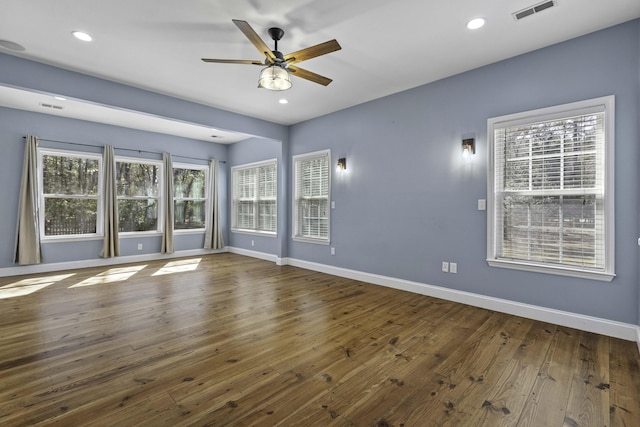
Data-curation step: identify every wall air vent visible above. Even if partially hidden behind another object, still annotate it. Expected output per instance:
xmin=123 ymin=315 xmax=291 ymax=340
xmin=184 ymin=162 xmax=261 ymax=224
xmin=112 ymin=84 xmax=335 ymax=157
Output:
xmin=39 ymin=102 xmax=64 ymax=110
xmin=513 ymin=0 xmax=556 ymax=20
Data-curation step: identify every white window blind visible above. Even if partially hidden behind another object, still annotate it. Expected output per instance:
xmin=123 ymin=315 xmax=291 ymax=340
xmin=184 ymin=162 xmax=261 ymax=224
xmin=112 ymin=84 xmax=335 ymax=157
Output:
xmin=231 ymin=160 xmax=277 ymax=234
xmin=488 ymin=96 xmax=614 ymax=281
xmin=257 ymin=163 xmax=277 ymax=232
xmin=293 ymin=150 xmax=330 ymax=243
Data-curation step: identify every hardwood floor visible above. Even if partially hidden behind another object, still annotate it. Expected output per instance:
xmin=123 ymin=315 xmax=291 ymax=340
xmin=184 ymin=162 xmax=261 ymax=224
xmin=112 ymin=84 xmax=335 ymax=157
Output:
xmin=0 ymin=253 xmax=639 ymax=426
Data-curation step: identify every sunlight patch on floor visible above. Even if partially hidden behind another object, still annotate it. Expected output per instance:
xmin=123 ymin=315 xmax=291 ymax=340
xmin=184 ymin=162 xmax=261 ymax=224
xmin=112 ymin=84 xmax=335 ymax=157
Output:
xmin=0 ymin=273 xmax=75 ymax=299
xmin=69 ymin=265 xmax=147 ymax=288
xmin=152 ymin=258 xmax=202 ymax=276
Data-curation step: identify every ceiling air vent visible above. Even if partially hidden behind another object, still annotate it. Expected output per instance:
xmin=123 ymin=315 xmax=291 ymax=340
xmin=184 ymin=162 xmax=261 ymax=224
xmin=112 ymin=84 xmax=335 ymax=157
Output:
xmin=513 ymin=0 xmax=556 ymax=20
xmin=39 ymin=102 xmax=64 ymax=110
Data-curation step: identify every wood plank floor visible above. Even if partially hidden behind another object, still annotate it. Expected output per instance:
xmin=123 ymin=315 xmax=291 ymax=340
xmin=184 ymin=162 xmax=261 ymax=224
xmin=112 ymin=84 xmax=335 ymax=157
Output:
xmin=0 ymin=253 xmax=639 ymax=426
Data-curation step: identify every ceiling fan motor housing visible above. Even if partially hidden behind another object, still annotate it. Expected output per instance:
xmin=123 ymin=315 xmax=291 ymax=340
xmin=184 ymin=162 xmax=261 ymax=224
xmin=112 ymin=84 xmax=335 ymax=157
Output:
xmin=272 ymin=50 xmax=285 ymax=62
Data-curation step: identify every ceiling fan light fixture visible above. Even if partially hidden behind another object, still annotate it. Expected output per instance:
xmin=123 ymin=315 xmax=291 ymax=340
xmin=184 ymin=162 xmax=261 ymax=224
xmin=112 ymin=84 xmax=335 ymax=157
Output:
xmin=258 ymin=65 xmax=292 ymax=91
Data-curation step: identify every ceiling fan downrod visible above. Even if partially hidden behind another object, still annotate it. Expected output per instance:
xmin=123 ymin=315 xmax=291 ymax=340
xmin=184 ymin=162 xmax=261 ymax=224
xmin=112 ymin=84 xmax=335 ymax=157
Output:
xmin=268 ymin=27 xmax=285 ymax=61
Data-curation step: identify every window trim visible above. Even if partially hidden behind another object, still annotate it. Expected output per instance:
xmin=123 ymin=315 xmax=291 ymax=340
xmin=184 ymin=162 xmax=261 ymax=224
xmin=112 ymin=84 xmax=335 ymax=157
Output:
xmin=486 ymin=96 xmax=615 ymax=281
xmin=231 ymin=158 xmax=278 ymax=236
xmin=38 ymin=147 xmax=104 ymax=241
xmin=115 ymin=155 xmax=164 ymax=236
xmin=292 ymin=149 xmax=331 ymax=245
xmin=172 ymin=162 xmax=209 ymax=233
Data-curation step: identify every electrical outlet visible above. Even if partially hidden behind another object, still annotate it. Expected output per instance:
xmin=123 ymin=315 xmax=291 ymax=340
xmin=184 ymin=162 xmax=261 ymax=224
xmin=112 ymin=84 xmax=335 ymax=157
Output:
xmin=137 ymin=243 xmax=143 ymax=250
xmin=442 ymin=261 xmax=449 ymax=273
xmin=251 ymin=240 xmax=255 ymax=246
xmin=450 ymin=262 xmax=457 ymax=274
xmin=330 ymin=247 xmax=336 ymax=255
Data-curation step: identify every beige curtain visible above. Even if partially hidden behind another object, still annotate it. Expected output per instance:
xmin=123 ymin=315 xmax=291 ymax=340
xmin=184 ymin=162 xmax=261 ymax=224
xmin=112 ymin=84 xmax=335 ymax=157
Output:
xmin=161 ymin=152 xmax=174 ymax=254
xmin=100 ymin=145 xmax=119 ymax=258
xmin=15 ymin=135 xmax=42 ymax=265
xmin=204 ymin=159 xmax=224 ymax=250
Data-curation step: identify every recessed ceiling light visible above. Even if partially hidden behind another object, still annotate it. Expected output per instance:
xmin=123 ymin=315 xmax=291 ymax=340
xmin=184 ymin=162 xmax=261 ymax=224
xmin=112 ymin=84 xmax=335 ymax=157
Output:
xmin=279 ymin=99 xmax=288 ymax=104
xmin=466 ymin=18 xmax=486 ymax=30
xmin=53 ymin=96 xmax=67 ymax=101
xmin=72 ymin=31 xmax=93 ymax=42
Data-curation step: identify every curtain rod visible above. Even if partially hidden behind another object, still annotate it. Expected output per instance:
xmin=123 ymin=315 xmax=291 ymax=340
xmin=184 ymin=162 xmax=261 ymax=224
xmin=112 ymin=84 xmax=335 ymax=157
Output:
xmin=23 ymin=136 xmax=226 ymax=163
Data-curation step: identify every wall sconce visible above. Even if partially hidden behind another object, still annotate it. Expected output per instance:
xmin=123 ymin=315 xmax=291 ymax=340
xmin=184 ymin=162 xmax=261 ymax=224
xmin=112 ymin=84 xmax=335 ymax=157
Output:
xmin=462 ymin=138 xmax=475 ymax=157
xmin=337 ymin=157 xmax=347 ymax=170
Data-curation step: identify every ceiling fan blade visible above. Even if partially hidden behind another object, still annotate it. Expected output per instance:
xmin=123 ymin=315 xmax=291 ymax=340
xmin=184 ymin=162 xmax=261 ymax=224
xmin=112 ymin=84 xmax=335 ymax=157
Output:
xmin=288 ymin=65 xmax=333 ymax=86
xmin=232 ymin=19 xmax=276 ymax=62
xmin=202 ymin=58 xmax=264 ymax=65
xmin=284 ymin=40 xmax=341 ymax=64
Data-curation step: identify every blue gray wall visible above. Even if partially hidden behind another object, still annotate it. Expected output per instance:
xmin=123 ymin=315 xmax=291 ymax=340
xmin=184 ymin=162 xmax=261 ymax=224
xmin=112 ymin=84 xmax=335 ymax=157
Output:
xmin=0 ymin=20 xmax=638 ymax=327
xmin=288 ymin=20 xmax=640 ymax=325
xmin=227 ymin=136 xmax=289 ymax=259
xmin=0 ymin=107 xmax=229 ymax=265
xmin=0 ymin=53 xmax=288 ymax=268
xmin=0 ymin=55 xmax=287 ymax=142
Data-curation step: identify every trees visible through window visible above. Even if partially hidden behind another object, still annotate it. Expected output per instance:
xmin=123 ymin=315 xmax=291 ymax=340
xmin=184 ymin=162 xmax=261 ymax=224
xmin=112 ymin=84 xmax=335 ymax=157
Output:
xmin=37 ymin=151 xmax=215 ymax=239
xmin=293 ymin=150 xmax=330 ymax=243
xmin=173 ymin=165 xmax=208 ymax=230
xmin=231 ymin=160 xmax=277 ymax=234
xmin=116 ymin=158 xmax=161 ymax=233
xmin=487 ymin=96 xmax=614 ymax=280
xmin=39 ymin=149 xmax=102 ymax=238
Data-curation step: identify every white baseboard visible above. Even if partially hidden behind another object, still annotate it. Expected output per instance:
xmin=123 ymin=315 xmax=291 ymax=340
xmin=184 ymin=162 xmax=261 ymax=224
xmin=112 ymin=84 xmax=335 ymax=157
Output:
xmin=0 ymin=248 xmax=227 ymax=278
xmin=280 ymin=257 xmax=639 ymax=344
xmin=227 ymin=246 xmax=281 ymax=264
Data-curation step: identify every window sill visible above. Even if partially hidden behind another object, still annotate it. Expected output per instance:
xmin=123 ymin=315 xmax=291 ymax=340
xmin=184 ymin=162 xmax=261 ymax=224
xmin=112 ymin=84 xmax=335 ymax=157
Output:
xmin=292 ymin=236 xmax=330 ymax=245
xmin=232 ymin=229 xmax=277 ymax=238
xmin=174 ymin=228 xmax=206 ymax=235
xmin=487 ymin=258 xmax=615 ymax=282
xmin=41 ymin=235 xmax=103 ymax=243
xmin=119 ymin=231 xmax=162 ymax=238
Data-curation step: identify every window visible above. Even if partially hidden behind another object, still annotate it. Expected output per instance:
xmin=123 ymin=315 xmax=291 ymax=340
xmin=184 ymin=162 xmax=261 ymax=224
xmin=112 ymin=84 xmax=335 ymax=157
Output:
xmin=39 ymin=149 xmax=102 ymax=239
xmin=292 ymin=150 xmax=330 ymax=243
xmin=487 ymin=96 xmax=614 ymax=281
xmin=231 ymin=159 xmax=277 ymax=234
xmin=116 ymin=158 xmax=162 ymax=233
xmin=173 ymin=164 xmax=208 ymax=230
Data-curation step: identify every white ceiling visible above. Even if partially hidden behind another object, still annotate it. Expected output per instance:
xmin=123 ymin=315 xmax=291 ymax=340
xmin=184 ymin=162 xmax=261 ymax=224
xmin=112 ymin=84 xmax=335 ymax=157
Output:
xmin=1 ymin=0 xmax=639 ymax=138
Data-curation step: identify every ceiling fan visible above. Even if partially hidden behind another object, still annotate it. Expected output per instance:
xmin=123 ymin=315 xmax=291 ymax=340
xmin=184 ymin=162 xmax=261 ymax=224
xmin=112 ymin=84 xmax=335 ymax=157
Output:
xmin=202 ymin=19 xmax=341 ymax=90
